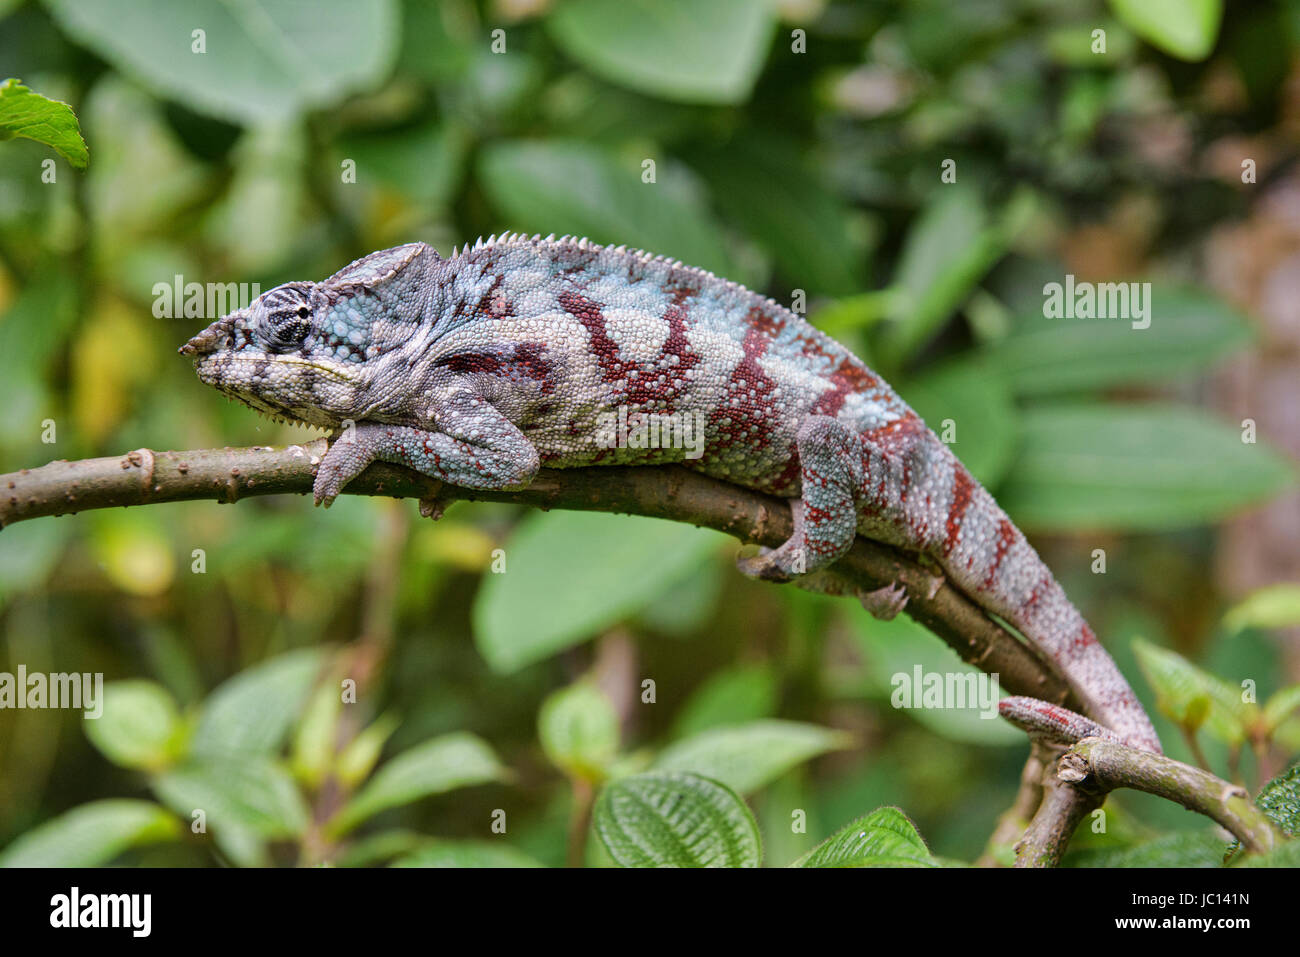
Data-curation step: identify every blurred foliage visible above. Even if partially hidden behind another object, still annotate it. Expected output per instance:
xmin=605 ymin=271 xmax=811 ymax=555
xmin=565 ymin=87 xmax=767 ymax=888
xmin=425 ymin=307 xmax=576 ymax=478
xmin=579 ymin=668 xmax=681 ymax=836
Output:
xmin=0 ymin=0 xmax=1298 ymax=867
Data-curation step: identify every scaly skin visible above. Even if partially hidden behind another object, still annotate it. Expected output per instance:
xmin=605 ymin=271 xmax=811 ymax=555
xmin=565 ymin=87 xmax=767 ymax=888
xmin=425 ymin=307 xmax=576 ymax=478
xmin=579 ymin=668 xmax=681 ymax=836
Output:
xmin=180 ymin=234 xmax=1161 ymax=753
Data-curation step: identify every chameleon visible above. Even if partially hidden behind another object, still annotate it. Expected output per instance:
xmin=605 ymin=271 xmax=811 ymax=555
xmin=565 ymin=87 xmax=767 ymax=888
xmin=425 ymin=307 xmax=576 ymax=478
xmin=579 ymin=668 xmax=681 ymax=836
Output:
xmin=179 ymin=233 xmax=1161 ymax=753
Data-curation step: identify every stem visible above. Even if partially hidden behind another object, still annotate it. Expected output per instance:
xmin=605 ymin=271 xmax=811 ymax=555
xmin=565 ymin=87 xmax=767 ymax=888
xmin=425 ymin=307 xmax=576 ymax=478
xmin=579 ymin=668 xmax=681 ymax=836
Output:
xmin=567 ymin=778 xmax=595 ymax=868
xmin=1179 ymin=724 xmax=1211 ymax=772
xmin=978 ymin=744 xmax=1048 ymax=867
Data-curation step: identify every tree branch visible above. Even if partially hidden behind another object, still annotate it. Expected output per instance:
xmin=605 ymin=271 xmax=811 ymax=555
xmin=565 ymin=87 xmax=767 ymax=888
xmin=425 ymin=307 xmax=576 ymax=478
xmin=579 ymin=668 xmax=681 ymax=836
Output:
xmin=1013 ymin=744 xmax=1103 ymax=868
xmin=1058 ymin=737 xmax=1285 ymax=856
xmin=1 ymin=440 xmax=1080 ymax=710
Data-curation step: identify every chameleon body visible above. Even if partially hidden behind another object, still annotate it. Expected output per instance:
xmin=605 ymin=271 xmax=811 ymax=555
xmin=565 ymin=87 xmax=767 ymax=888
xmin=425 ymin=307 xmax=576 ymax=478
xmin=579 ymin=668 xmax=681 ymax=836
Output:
xmin=180 ymin=234 xmax=1161 ymax=753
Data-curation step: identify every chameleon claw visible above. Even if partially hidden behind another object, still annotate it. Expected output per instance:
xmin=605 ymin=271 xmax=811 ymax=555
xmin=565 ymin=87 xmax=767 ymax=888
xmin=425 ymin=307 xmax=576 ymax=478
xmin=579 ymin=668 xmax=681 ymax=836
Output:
xmin=858 ymin=581 xmax=908 ymax=621
xmin=735 ymin=545 xmax=800 ymax=583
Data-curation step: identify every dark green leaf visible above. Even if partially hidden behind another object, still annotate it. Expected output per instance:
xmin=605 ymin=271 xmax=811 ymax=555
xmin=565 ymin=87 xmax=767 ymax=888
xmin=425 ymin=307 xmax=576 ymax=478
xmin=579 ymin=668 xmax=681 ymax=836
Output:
xmin=547 ymin=0 xmax=775 ymax=104
xmin=473 ymin=510 xmax=724 ymax=672
xmin=693 ymin=138 xmax=864 ymax=295
xmin=981 ymin=287 xmax=1251 ymax=397
xmin=1071 ymin=830 xmax=1227 ymax=867
xmin=43 ymin=0 xmax=399 ymax=125
xmin=900 ymin=358 xmax=1018 ymax=488
xmin=791 ymin=806 xmax=935 ymax=867
xmin=998 ymin=404 xmax=1296 ymax=531
xmin=654 ymin=719 xmax=852 ymax=795
xmin=477 ymin=139 xmax=742 ymax=282
xmin=876 ymin=187 xmax=1009 ymax=367
xmin=594 ymin=771 xmax=761 ymax=867
xmin=671 ymin=663 xmax=778 ymax=739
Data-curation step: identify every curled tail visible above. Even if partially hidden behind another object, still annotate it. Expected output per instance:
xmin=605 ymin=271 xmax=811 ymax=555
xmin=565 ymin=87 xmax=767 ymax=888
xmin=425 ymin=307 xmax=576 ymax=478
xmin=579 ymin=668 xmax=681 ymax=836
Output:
xmin=931 ymin=459 xmax=1161 ymax=752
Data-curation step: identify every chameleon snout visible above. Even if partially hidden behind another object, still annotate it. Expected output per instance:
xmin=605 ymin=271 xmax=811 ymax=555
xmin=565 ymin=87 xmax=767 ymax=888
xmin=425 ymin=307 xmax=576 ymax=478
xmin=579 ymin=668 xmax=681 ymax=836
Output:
xmin=178 ymin=315 xmax=237 ymax=357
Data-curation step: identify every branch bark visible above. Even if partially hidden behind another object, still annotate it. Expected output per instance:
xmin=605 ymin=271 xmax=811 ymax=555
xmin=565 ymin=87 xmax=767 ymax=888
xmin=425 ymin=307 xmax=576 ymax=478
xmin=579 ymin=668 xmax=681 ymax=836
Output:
xmin=1058 ymin=737 xmax=1285 ymax=856
xmin=1013 ymin=751 xmax=1103 ymax=869
xmin=1 ymin=440 xmax=1080 ymax=709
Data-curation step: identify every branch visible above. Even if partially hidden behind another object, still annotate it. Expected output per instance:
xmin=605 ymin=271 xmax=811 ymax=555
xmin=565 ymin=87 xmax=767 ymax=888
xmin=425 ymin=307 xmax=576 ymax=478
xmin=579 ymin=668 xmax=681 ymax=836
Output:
xmin=1058 ymin=737 xmax=1285 ymax=856
xmin=1 ymin=441 xmax=1080 ymax=708
xmin=1013 ymin=748 xmax=1102 ymax=869
xmin=978 ymin=743 xmax=1048 ymax=867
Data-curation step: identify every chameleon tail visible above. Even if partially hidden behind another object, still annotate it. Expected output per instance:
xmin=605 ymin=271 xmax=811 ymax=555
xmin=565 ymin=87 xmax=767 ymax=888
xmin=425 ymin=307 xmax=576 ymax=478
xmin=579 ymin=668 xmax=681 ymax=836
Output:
xmin=935 ymin=461 xmax=1162 ymax=753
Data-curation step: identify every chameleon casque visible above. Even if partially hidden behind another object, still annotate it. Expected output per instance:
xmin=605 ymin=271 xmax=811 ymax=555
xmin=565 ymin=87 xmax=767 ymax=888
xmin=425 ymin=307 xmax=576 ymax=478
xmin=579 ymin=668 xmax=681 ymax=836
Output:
xmin=180 ymin=234 xmax=1161 ymax=753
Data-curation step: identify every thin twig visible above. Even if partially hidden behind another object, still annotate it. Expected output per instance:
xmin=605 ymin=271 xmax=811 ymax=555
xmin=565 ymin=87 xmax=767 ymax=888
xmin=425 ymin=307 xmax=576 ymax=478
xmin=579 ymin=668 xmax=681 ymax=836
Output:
xmin=978 ymin=743 xmax=1048 ymax=867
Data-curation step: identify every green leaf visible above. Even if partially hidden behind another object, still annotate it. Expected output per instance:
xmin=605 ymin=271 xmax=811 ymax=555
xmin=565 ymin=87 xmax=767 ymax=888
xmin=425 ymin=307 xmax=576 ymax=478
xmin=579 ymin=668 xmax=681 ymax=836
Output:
xmin=877 ymin=187 xmax=1010 ymax=367
xmin=1264 ymin=686 xmax=1300 ymax=735
xmin=1108 ymin=0 xmax=1223 ymax=61
xmin=654 ymin=719 xmax=852 ymax=795
xmin=43 ymin=0 xmax=399 ymax=125
xmin=191 ymin=648 xmax=324 ymax=758
xmin=83 ymin=680 xmax=187 ymax=771
xmin=392 ymin=840 xmax=543 ymax=868
xmin=1255 ymin=764 xmax=1300 ymax=837
xmin=1132 ymin=637 xmax=1253 ymax=743
xmin=0 ymin=800 xmax=180 ymax=867
xmin=538 ymin=681 xmax=620 ymax=781
xmin=0 ymin=78 xmax=88 ymax=168
xmin=329 ymin=732 xmax=505 ymax=836
xmin=981 ymin=287 xmax=1252 ymax=397
xmin=472 ymin=510 xmax=724 ymax=672
xmin=594 ymin=771 xmax=761 ymax=867
xmin=791 ymin=806 xmax=935 ymax=867
xmin=1223 ymin=584 xmax=1300 ymax=635
xmin=1234 ymin=840 xmax=1300 ymax=868
xmin=152 ymin=757 xmax=309 ymax=839
xmin=477 ymin=139 xmax=742 ymax=283
xmin=336 ymin=120 xmax=469 ymax=211
xmin=547 ymin=0 xmax=775 ymax=104
xmin=335 ymin=712 xmax=399 ymax=788
xmin=693 ymin=138 xmax=864 ymax=295
xmin=839 ymin=610 xmax=1024 ymax=745
xmin=900 ymin=358 xmax=1018 ymax=488
xmin=671 ymin=663 xmax=778 ymax=739
xmin=1226 ymin=764 xmax=1300 ymax=863
xmin=997 ymin=404 xmax=1296 ymax=531
xmin=1071 ymin=830 xmax=1227 ymax=867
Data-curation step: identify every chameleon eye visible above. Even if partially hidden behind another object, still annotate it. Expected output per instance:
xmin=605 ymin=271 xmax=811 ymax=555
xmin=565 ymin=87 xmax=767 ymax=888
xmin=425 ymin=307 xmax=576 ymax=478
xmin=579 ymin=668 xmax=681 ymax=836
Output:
xmin=256 ymin=287 xmax=317 ymax=350
xmin=268 ymin=308 xmax=313 ymax=347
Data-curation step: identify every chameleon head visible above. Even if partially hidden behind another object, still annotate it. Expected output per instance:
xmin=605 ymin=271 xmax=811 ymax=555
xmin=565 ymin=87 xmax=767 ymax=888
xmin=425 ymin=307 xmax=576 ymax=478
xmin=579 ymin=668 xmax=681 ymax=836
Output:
xmin=180 ymin=243 xmax=439 ymax=429
xmin=178 ymin=281 xmax=371 ymax=429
